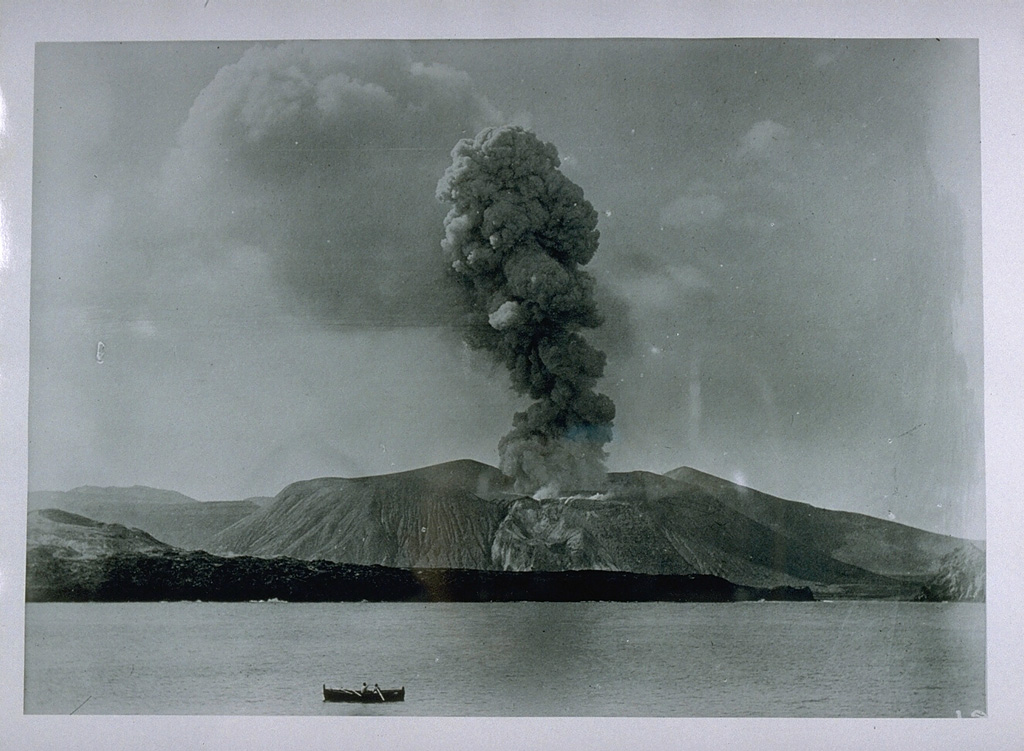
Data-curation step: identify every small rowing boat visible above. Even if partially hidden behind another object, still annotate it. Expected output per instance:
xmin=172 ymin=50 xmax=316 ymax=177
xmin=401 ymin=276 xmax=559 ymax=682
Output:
xmin=322 ymin=684 xmax=405 ymax=703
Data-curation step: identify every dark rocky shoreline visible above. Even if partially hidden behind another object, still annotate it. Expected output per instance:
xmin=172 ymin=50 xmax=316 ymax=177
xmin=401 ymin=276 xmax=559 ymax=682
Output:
xmin=26 ymin=547 xmax=813 ymax=603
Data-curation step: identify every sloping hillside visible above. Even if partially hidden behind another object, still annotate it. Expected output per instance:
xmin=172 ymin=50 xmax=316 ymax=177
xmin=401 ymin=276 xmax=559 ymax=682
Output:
xmin=28 ymin=486 xmax=262 ymax=550
xmin=28 ymin=508 xmax=174 ymax=559
xmin=666 ymin=466 xmax=982 ymax=580
xmin=211 ymin=460 xmax=515 ymax=569
xmin=493 ymin=472 xmax=908 ymax=596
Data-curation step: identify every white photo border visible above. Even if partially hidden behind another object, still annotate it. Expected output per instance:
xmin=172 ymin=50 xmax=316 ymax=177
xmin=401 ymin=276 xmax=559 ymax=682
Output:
xmin=2 ymin=2 xmax=1021 ymax=748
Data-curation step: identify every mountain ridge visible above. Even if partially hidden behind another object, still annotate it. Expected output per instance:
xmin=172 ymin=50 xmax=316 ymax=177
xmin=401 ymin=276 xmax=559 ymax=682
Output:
xmin=28 ymin=487 xmax=262 ymax=551
xmin=28 ymin=508 xmax=175 ymax=559
xmin=206 ymin=460 xmax=978 ymax=598
xmin=28 ymin=460 xmax=984 ymax=600
xmin=665 ymin=465 xmax=983 ymax=578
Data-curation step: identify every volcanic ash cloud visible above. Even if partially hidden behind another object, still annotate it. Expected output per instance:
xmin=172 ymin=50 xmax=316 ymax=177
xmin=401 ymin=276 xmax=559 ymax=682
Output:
xmin=436 ymin=125 xmax=616 ymax=496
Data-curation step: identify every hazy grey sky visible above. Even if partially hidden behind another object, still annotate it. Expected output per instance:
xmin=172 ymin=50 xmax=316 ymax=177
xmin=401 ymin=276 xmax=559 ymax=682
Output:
xmin=28 ymin=39 xmax=983 ymax=537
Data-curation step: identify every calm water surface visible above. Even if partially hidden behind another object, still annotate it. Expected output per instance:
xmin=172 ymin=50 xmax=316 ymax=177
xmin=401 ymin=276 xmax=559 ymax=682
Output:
xmin=24 ymin=601 xmax=984 ymax=716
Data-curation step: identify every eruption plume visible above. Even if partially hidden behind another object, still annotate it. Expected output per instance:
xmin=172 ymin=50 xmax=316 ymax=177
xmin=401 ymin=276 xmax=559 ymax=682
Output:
xmin=436 ymin=126 xmax=616 ymax=495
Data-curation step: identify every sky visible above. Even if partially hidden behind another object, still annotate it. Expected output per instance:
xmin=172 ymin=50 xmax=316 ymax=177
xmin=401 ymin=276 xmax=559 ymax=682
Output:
xmin=27 ymin=38 xmax=983 ymax=538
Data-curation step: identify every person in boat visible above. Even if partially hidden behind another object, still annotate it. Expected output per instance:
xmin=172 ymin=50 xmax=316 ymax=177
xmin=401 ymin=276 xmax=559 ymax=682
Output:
xmin=361 ymin=682 xmax=369 ymax=695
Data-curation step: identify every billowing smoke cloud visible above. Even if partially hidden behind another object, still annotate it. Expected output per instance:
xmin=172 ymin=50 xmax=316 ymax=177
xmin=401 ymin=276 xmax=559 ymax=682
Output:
xmin=436 ymin=126 xmax=616 ymax=495
xmin=158 ymin=42 xmax=501 ymax=326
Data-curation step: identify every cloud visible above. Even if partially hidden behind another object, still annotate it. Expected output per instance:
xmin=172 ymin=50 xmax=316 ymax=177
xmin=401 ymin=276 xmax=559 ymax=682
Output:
xmin=129 ymin=320 xmax=158 ymax=338
xmin=659 ymin=193 xmax=726 ymax=228
xmin=157 ymin=41 xmax=503 ymax=327
xmin=736 ymin=119 xmax=794 ymax=162
xmin=614 ymin=263 xmax=712 ymax=313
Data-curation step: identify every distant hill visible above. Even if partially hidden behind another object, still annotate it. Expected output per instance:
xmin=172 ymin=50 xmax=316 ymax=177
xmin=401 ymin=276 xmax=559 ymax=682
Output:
xmin=28 ymin=508 xmax=174 ymax=558
xmin=29 ymin=485 xmax=198 ymax=508
xmin=665 ymin=466 xmax=984 ymax=581
xmin=28 ymin=486 xmax=262 ymax=551
xmin=237 ymin=495 xmax=277 ymax=508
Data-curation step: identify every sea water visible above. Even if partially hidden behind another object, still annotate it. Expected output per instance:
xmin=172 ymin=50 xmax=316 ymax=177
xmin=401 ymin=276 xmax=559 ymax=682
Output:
xmin=23 ymin=601 xmax=985 ymax=717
